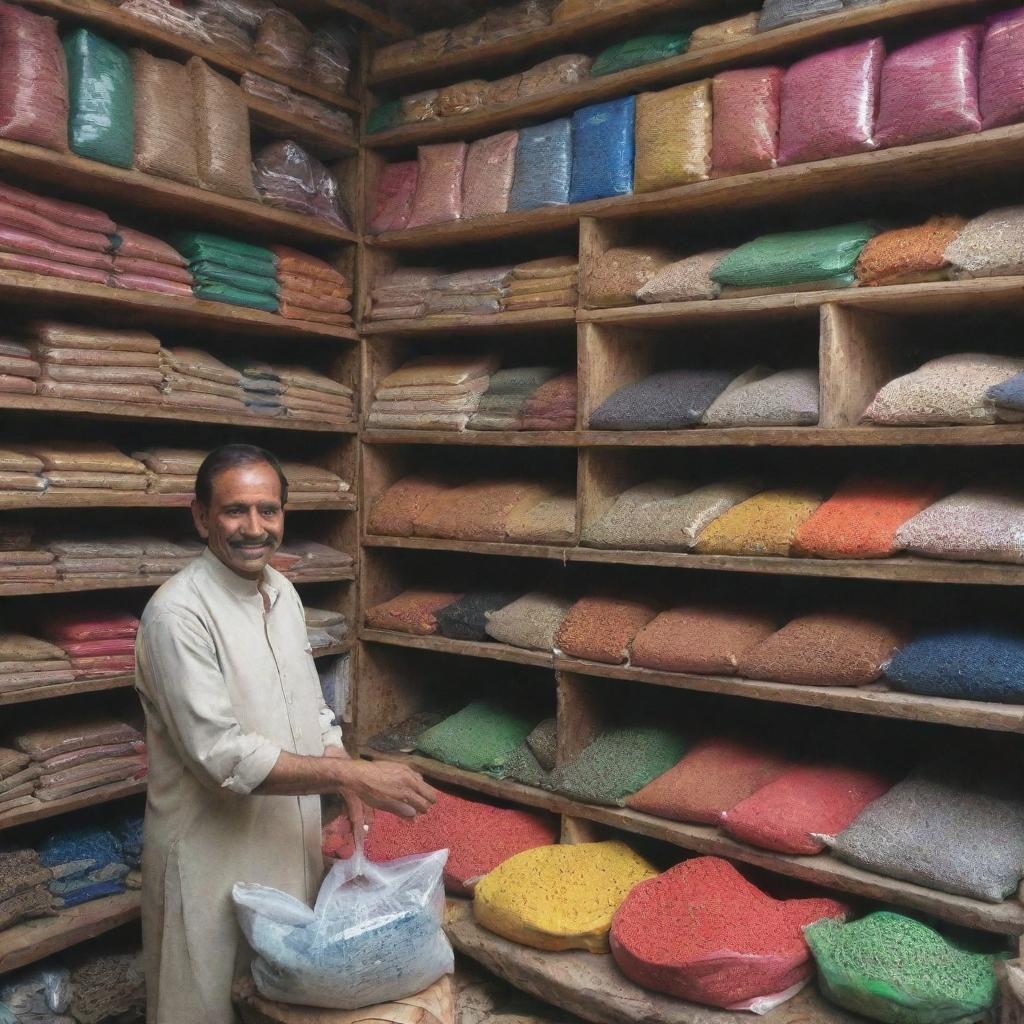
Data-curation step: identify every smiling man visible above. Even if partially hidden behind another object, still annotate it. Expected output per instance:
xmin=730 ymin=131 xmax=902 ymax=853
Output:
xmin=134 ymin=444 xmax=436 ymax=1024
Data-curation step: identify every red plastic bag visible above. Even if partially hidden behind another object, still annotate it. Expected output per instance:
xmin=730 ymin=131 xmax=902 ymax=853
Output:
xmin=369 ymin=161 xmax=418 ymax=235
xmin=406 ymin=143 xmax=467 ymax=229
xmin=712 ymin=67 xmax=782 ymax=175
xmin=980 ymin=8 xmax=1024 ymax=129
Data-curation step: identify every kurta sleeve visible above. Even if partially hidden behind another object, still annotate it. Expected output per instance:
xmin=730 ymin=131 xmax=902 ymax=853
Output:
xmin=138 ymin=610 xmax=282 ymax=795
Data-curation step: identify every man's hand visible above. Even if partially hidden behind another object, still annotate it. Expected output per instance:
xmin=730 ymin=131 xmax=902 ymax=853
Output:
xmin=324 ymin=745 xmax=373 ymax=838
xmin=336 ymin=759 xmax=437 ymax=818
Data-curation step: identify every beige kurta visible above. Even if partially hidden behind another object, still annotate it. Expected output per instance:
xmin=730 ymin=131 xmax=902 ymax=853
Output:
xmin=135 ymin=547 xmax=343 ymax=1024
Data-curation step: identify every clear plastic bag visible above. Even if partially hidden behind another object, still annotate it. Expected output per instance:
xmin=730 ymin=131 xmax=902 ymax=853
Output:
xmin=570 ymin=97 xmax=635 ymax=202
xmin=517 ymin=54 xmax=591 ymax=99
xmin=758 ymin=0 xmax=843 ymax=32
xmin=509 ymin=118 xmax=572 ymax=210
xmin=980 ymin=8 xmax=1024 ymax=129
xmin=712 ymin=67 xmax=783 ymax=175
xmin=195 ymin=8 xmax=253 ymax=54
xmin=462 ymin=131 xmax=518 ymax=219
xmin=253 ymin=141 xmax=349 ymax=227
xmin=308 ymin=23 xmax=354 ymax=95
xmin=120 ymin=0 xmax=212 ymax=43
xmin=487 ymin=74 xmax=522 ymax=106
xmin=196 ymin=0 xmax=273 ymax=30
xmin=254 ymin=9 xmax=312 ymax=73
xmin=438 ymin=80 xmax=489 ymax=118
xmin=0 ymin=967 xmax=72 ymax=1020
xmin=400 ymin=90 xmax=440 ymax=124
xmin=635 ymin=81 xmax=711 ymax=192
xmin=233 ymin=849 xmax=453 ymax=1010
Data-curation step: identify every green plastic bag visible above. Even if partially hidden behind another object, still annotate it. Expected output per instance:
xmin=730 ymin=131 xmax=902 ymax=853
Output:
xmin=191 ymin=260 xmax=279 ymax=297
xmin=805 ymin=913 xmax=998 ymax=1024
xmin=63 ymin=29 xmax=134 ymax=168
xmin=171 ymin=232 xmax=277 ymax=268
xmin=416 ymin=700 xmax=537 ymax=777
xmin=712 ymin=222 xmax=878 ymax=289
xmin=591 ymin=33 xmax=691 ymax=77
xmin=194 ymin=283 xmax=279 ymax=313
xmin=367 ymin=98 xmax=401 ymax=134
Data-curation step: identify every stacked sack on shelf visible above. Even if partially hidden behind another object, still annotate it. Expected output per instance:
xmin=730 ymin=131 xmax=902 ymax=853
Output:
xmin=0 ymin=520 xmax=56 ymax=585
xmin=269 ymin=540 xmax=353 ymax=580
xmin=252 ymin=141 xmax=350 ymax=228
xmin=39 ymin=610 xmax=139 ymax=682
xmin=172 ymin=232 xmax=278 ymax=312
xmin=270 ymin=244 xmax=353 ymax=326
xmin=0 ymin=634 xmax=74 ymax=698
xmin=0 ymin=339 xmax=39 ymax=396
xmin=304 ymin=607 xmax=348 ymax=650
xmin=241 ymin=72 xmax=354 ymax=136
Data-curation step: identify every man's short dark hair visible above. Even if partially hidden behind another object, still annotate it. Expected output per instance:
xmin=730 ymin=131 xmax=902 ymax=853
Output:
xmin=195 ymin=445 xmax=289 ymax=507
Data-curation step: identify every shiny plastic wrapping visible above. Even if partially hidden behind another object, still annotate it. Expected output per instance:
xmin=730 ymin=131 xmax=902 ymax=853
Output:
xmin=131 ymin=50 xmax=200 ymax=186
xmin=119 ymin=0 xmax=212 ymax=43
xmin=446 ymin=16 xmax=487 ymax=52
xmin=712 ymin=67 xmax=783 ymax=175
xmin=518 ymin=54 xmax=592 ymax=98
xmin=406 ymin=142 xmax=467 ymax=229
xmin=369 ymin=160 xmax=418 ymax=234
xmin=980 ymin=9 xmax=1024 ymax=129
xmin=0 ymin=2 xmax=68 ymax=152
xmin=366 ymin=98 xmax=401 ymax=134
xmin=401 ymin=90 xmax=440 ymax=123
xmin=196 ymin=0 xmax=274 ymax=30
xmin=487 ymin=74 xmax=523 ymax=106
xmin=509 ymin=118 xmax=572 ymax=209
xmin=462 ymin=131 xmax=519 ymax=219
xmin=570 ymin=97 xmax=635 ymax=202
xmin=690 ymin=13 xmax=758 ymax=50
xmin=253 ymin=141 xmax=350 ymax=227
xmin=592 ymin=33 xmax=690 ymax=77
xmin=254 ymin=8 xmax=312 ymax=73
xmin=758 ymin=0 xmax=843 ymax=32
xmin=194 ymin=6 xmax=252 ymax=53
xmin=779 ymin=38 xmax=884 ymax=165
xmin=485 ymin=1 xmax=555 ymax=39
xmin=634 ymin=81 xmax=711 ymax=193
xmin=308 ymin=23 xmax=354 ymax=95
xmin=63 ymin=29 xmax=134 ymax=168
xmin=553 ymin=0 xmax=630 ymax=22
xmin=438 ymin=80 xmax=489 ymax=118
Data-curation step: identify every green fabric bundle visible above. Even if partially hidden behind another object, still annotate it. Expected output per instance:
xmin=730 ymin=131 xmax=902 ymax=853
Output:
xmin=805 ymin=912 xmax=998 ymax=1024
xmin=367 ymin=99 xmax=402 ymax=134
xmin=415 ymin=700 xmax=538 ymax=777
xmin=591 ymin=33 xmax=692 ymax=77
xmin=63 ymin=29 xmax=134 ymax=168
xmin=172 ymin=232 xmax=279 ymax=312
xmin=190 ymin=260 xmax=279 ymax=297
xmin=193 ymin=284 xmax=278 ymax=312
xmin=712 ymin=222 xmax=878 ymax=289
xmin=171 ymin=232 xmax=278 ymax=271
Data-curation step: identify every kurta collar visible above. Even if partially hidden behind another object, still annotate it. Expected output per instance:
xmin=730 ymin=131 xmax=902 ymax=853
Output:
xmin=199 ymin=547 xmax=280 ymax=606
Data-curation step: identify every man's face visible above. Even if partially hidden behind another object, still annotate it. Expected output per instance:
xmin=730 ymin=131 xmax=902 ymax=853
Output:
xmin=191 ymin=462 xmax=285 ymax=579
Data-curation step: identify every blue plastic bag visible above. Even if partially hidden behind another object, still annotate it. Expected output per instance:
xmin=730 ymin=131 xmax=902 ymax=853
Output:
xmin=508 ymin=118 xmax=572 ymax=210
xmin=570 ymin=97 xmax=635 ymax=203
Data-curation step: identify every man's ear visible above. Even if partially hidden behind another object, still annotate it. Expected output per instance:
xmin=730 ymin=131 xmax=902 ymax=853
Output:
xmin=191 ymin=500 xmax=210 ymax=539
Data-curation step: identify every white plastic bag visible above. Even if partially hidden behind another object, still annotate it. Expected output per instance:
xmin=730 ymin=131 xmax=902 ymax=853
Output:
xmin=233 ymin=849 xmax=453 ymax=1010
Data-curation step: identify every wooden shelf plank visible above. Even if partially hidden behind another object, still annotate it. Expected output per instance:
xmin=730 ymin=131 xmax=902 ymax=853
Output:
xmin=361 ymin=429 xmax=578 ymax=447
xmin=0 ymin=492 xmax=356 ymax=511
xmin=0 ymin=269 xmax=356 ymax=341
xmin=0 ymin=780 xmax=146 ymax=833
xmin=371 ymin=752 xmax=1024 ymax=936
xmin=320 ymin=0 xmax=411 ymax=39
xmin=20 ymin=0 xmax=361 ymax=111
xmin=371 ymin=124 xmax=1024 ymax=248
xmin=0 ymin=139 xmax=356 ymax=247
xmin=0 ymin=675 xmax=136 ymax=709
xmin=361 ymin=534 xmax=1024 ymax=586
xmin=358 ymin=629 xmax=1024 ymax=733
xmin=245 ymin=94 xmax=357 ymax=161
xmin=0 ymin=892 xmax=141 ymax=974
xmin=366 ymin=0 xmax=992 ymax=147
xmin=361 ymin=309 xmax=577 ymax=334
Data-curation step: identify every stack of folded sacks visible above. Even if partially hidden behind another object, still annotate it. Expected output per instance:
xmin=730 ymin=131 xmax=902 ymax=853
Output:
xmin=368 ymin=267 xmax=441 ymax=321
xmin=0 ymin=633 xmax=74 ymax=696
xmin=425 ymin=266 xmax=514 ymax=317
xmin=139 ymin=537 xmax=204 ymax=576
xmin=108 ymin=226 xmax=195 ymax=297
xmin=0 ymin=447 xmax=46 ymax=494
xmin=0 ymin=845 xmax=54 ymax=928
xmin=30 ymin=321 xmax=163 ymax=405
xmin=0 ymin=521 xmax=57 ymax=584
xmin=67 ymin=947 xmax=146 ymax=1022
xmin=280 ymin=462 xmax=351 ymax=502
xmin=37 ymin=818 xmax=136 ymax=909
xmin=305 ymin=607 xmax=349 ymax=649
xmin=520 ymin=372 xmax=577 ymax=430
xmin=469 ymin=366 xmax=563 ymax=430
xmin=0 ymin=748 xmax=42 ymax=816
xmin=39 ymin=611 xmax=140 ymax=681
xmin=133 ymin=447 xmax=205 ymax=500
xmin=274 ymin=365 xmax=355 ymax=423
xmin=114 ymin=814 xmax=144 ymax=889
xmin=11 ymin=442 xmax=147 ymax=499
xmin=367 ymin=353 xmax=498 ymax=431
xmin=270 ymin=245 xmax=354 ymax=326
xmin=0 ymin=181 xmax=116 ymax=286
xmin=236 ymin=362 xmax=285 ymax=418
xmin=0 ymin=338 xmax=40 ymax=395
xmin=270 ymin=541 xmax=353 ymax=581
xmin=172 ymin=232 xmax=280 ymax=313
xmin=15 ymin=717 xmax=145 ymax=806
xmin=501 ymin=257 xmax=579 ymax=312
xmin=159 ymin=347 xmax=246 ymax=416
xmin=46 ymin=535 xmax=144 ymax=581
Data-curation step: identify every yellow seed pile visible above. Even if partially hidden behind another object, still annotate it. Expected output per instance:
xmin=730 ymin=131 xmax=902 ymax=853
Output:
xmin=694 ymin=488 xmax=824 ymax=556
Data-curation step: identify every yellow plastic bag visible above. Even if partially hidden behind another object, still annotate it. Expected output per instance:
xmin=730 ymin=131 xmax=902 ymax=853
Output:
xmin=635 ymin=81 xmax=712 ymax=193
xmin=473 ymin=841 xmax=657 ymax=953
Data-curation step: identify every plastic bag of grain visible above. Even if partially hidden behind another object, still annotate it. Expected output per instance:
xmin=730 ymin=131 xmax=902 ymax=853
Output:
xmin=980 ymin=9 xmax=1024 ymax=129
xmin=508 ymin=118 xmax=572 ymax=209
xmin=634 ymin=82 xmax=711 ymax=192
xmin=945 ymin=206 xmax=1024 ymax=277
xmin=555 ymin=595 xmax=659 ymax=664
xmin=367 ymin=475 xmax=448 ymax=537
xmin=484 ymin=592 xmax=573 ymax=651
xmin=487 ymin=73 xmax=522 ymax=105
xmin=759 ymin=0 xmax=843 ymax=31
xmin=713 ymin=223 xmax=877 ymax=290
xmin=308 ymin=24 xmax=354 ymax=95
xmin=484 ymin=1 xmax=555 ymax=39
xmin=702 ymin=368 xmax=819 ymax=426
xmin=462 ymin=131 xmax=518 ymax=219
xmin=611 ymin=857 xmax=846 ymax=1010
xmin=862 ymin=353 xmax=1024 ymax=425
xmin=416 ymin=699 xmax=538 ymax=776
xmin=875 ymin=26 xmax=983 ymax=148
xmin=406 ymin=143 xmax=467 ymax=229
xmin=582 ymin=246 xmax=674 ymax=307
xmin=693 ymin=487 xmax=825 ymax=556
xmin=474 ymin=841 xmax=657 ymax=953
xmin=63 ymin=29 xmax=133 ymax=168
xmin=805 ymin=912 xmax=998 ymax=1024
xmin=592 ymin=33 xmax=690 ymax=77
xmin=0 ymin=3 xmax=68 ymax=152
xmin=446 ymin=16 xmax=487 ymax=52
xmin=132 ymin=50 xmax=199 ymax=186
xmin=830 ymin=758 xmax=1024 ymax=901
xmin=712 ymin=68 xmax=782 ymax=175
xmin=591 ymin=368 xmax=742 ymax=430
xmin=627 ymin=738 xmax=790 ymax=822
xmin=438 ymin=80 xmax=489 ymax=118
xmin=369 ymin=161 xmax=418 ymax=234
xmin=989 ymin=370 xmax=1024 ymax=420
xmin=254 ymin=9 xmax=311 ymax=73
xmin=364 ymin=590 xmax=461 ymax=636
xmin=570 ymin=97 xmax=635 ymax=202
xmin=638 ymin=249 xmax=731 ymax=302
xmin=779 ymin=39 xmax=884 ymax=165
xmin=855 ymin=216 xmax=966 ymax=285
xmin=366 ymin=98 xmax=401 ymax=135
xmin=517 ymin=54 xmax=592 ymax=98
xmin=435 ymin=591 xmax=521 ymax=642
xmin=189 ymin=58 xmax=257 ymax=200
xmin=399 ymin=90 xmax=439 ymax=124
xmin=690 ymin=13 xmax=758 ymax=50
xmin=253 ymin=141 xmax=349 ymax=226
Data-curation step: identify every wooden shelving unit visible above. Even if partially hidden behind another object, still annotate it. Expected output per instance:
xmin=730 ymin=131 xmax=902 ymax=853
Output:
xmin=0 ymin=780 xmax=147 ymax=834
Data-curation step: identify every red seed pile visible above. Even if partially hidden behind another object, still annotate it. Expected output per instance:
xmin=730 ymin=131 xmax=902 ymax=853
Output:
xmin=367 ymin=475 xmax=448 ymax=537
xmin=626 ymin=737 xmax=792 ymax=824
xmin=322 ymin=788 xmax=558 ymax=895
xmin=363 ymin=589 xmax=462 ymax=635
xmin=722 ymin=763 xmax=894 ymax=854
xmin=555 ymin=595 xmax=660 ymax=664
xmin=610 ymin=856 xmax=847 ymax=1008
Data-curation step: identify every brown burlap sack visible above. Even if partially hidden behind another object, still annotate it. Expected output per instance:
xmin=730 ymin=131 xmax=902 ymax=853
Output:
xmin=132 ymin=51 xmax=200 ymax=186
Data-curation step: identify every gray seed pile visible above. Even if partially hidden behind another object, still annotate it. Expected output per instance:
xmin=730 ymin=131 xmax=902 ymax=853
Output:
xmin=368 ymin=711 xmax=448 ymax=753
xmin=583 ymin=479 xmax=694 ymax=548
xmin=502 ymin=741 xmax=553 ymax=788
xmin=637 ymin=249 xmax=730 ymax=303
xmin=484 ymin=592 xmax=574 ymax=651
xmin=590 ymin=369 xmax=741 ymax=430
xmin=945 ymin=205 xmax=1024 ymax=277
xmin=703 ymin=367 xmax=820 ymax=426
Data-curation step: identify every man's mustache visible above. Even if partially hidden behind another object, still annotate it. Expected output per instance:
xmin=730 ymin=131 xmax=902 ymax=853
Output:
xmin=229 ymin=536 xmax=277 ymax=548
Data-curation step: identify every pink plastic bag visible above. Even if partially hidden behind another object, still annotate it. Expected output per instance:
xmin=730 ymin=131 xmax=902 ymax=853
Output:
xmin=0 ymin=227 xmax=113 ymax=271
xmin=712 ymin=67 xmax=783 ymax=175
xmin=369 ymin=161 xmax=418 ymax=235
xmin=0 ymin=182 xmax=113 ymax=234
xmin=461 ymin=131 xmax=518 ymax=219
xmin=406 ymin=142 xmax=467 ymax=229
xmin=779 ymin=38 xmax=884 ymax=165
xmin=875 ymin=26 xmax=982 ymax=148
xmin=980 ymin=8 xmax=1024 ymax=129
xmin=0 ymin=2 xmax=68 ymax=151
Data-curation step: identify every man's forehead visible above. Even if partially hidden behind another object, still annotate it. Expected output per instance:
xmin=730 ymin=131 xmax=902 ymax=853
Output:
xmin=211 ymin=464 xmax=283 ymax=503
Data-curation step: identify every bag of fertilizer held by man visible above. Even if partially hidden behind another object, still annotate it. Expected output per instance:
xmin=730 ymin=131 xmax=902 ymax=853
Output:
xmin=233 ymin=847 xmax=454 ymax=1009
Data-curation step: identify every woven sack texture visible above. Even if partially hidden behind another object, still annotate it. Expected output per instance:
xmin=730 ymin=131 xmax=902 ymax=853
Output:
xmin=855 ymin=216 xmax=966 ymax=285
xmin=435 ymin=591 xmax=521 ymax=642
xmin=634 ymin=82 xmax=711 ymax=193
xmin=945 ymin=205 xmax=1024 ymax=277
xmin=980 ymin=8 xmax=1024 ymax=128
xmin=416 ymin=699 xmax=538 ymax=776
xmin=779 ymin=39 xmax=884 ymax=165
xmin=526 ymin=718 xmax=557 ymax=770
xmin=504 ymin=491 xmax=575 ymax=544
xmin=462 ymin=131 xmax=519 ymax=219
xmin=759 ymin=0 xmax=842 ymax=31
xmin=590 ymin=369 xmax=740 ymax=429
xmin=363 ymin=590 xmax=462 ymax=636
xmin=367 ymin=476 xmax=449 ymax=537
xmin=702 ymin=368 xmax=820 ymax=426
xmin=407 ymin=143 xmax=467 ymax=229
xmin=690 ymin=13 xmax=758 ymax=49
xmin=712 ymin=68 xmax=783 ymax=175
xmin=132 ymin=51 xmax=199 ymax=186
xmin=508 ymin=119 xmax=572 ymax=210
xmin=582 ymin=479 xmax=693 ymax=549
xmin=638 ymin=249 xmax=730 ymax=302
xmin=555 ymin=595 xmax=660 ymax=664
xmin=569 ymin=97 xmax=635 ymax=202
xmin=694 ymin=487 xmax=824 ymax=555
xmin=484 ymin=592 xmax=573 ymax=650
xmin=582 ymin=246 xmax=673 ymax=307
xmin=592 ymin=33 xmax=690 ymax=77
